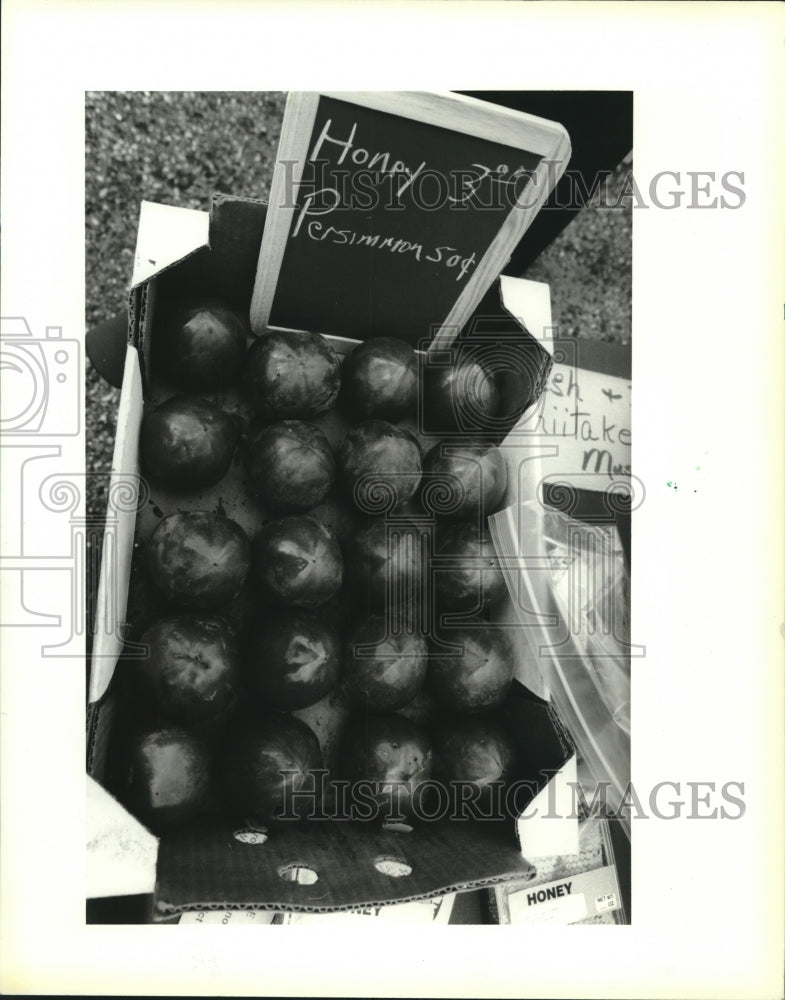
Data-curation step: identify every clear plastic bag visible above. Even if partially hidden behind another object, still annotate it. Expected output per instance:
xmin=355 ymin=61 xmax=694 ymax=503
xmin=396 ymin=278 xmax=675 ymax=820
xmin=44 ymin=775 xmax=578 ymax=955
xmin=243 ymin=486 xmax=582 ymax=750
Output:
xmin=489 ymin=499 xmax=632 ymax=839
xmin=541 ymin=506 xmax=631 ymax=735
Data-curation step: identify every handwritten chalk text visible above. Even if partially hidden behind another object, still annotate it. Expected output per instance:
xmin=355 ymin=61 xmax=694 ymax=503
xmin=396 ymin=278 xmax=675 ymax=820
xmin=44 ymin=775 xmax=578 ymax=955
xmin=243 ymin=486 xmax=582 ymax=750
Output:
xmin=295 ymin=117 xmax=534 ymax=214
xmin=291 ymin=218 xmax=477 ymax=282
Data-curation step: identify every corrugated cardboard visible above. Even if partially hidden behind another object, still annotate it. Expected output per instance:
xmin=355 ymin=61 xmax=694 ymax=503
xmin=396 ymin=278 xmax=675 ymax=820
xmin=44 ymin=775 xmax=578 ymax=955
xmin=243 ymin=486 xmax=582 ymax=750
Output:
xmin=87 ymin=195 xmax=577 ymax=915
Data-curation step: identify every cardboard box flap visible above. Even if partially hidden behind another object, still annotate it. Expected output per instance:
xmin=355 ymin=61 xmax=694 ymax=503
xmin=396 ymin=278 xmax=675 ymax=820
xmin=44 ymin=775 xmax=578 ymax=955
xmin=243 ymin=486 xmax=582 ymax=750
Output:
xmin=152 ymin=689 xmax=574 ymax=915
xmin=89 ymin=345 xmax=145 ymax=704
xmin=87 ymin=775 xmax=158 ymax=898
xmin=517 ymin=754 xmax=580 ymax=858
xmin=151 ymin=194 xmax=268 ymax=315
xmin=131 ymin=201 xmax=210 ymax=288
xmin=154 ymin=818 xmax=534 ymax=917
xmin=499 ymin=275 xmax=555 ymax=357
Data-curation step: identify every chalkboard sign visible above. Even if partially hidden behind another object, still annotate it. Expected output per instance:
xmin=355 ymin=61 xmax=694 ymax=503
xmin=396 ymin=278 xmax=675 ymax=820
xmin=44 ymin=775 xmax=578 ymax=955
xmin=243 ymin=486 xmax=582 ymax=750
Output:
xmin=251 ymin=92 xmax=570 ymax=348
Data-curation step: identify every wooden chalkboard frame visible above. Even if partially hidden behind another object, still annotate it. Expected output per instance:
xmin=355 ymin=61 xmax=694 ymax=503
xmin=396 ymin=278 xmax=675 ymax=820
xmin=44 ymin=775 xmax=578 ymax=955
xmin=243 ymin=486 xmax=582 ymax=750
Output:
xmin=251 ymin=91 xmax=571 ymax=349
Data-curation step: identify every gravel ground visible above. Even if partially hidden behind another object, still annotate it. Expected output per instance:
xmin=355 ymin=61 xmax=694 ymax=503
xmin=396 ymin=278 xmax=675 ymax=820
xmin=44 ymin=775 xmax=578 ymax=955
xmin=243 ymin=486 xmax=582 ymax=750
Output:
xmin=84 ymin=90 xmax=631 ymax=604
xmin=524 ymin=157 xmax=632 ymax=344
xmin=85 ymin=92 xmax=288 ymax=523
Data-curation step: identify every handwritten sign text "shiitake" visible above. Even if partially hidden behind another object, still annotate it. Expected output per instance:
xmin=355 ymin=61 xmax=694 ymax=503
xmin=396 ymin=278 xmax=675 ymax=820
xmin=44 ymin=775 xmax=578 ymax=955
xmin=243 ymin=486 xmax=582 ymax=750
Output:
xmin=531 ymin=364 xmax=631 ymax=480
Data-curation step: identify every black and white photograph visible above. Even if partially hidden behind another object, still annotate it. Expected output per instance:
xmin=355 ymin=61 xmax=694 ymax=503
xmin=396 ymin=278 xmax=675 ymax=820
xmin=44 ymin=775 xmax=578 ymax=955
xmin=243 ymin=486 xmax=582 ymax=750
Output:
xmin=1 ymin=2 xmax=783 ymax=997
xmin=83 ymin=89 xmax=633 ymax=926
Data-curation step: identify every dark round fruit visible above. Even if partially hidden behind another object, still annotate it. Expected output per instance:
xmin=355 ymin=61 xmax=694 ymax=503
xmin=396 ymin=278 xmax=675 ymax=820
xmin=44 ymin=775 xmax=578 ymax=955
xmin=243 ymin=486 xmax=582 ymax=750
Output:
xmin=140 ymin=395 xmax=236 ymax=492
xmin=420 ymin=442 xmax=507 ymax=519
xmin=432 ymin=522 xmax=508 ymax=614
xmin=340 ymin=337 xmax=419 ymax=421
xmin=248 ymin=610 xmax=340 ymax=710
xmin=163 ymin=305 xmax=248 ymax=391
xmin=245 ymin=330 xmax=341 ymax=419
xmin=223 ymin=714 xmax=324 ymax=822
xmin=342 ymin=616 xmax=427 ymax=711
xmin=247 ymin=420 xmax=335 ymax=514
xmin=135 ymin=616 xmax=241 ymax=723
xmin=432 ymin=716 xmax=518 ymax=810
xmin=427 ymin=626 xmax=515 ymax=713
xmin=423 ymin=355 xmax=500 ymax=433
xmin=252 ymin=515 xmax=343 ymax=606
xmin=336 ymin=420 xmax=422 ymax=514
xmin=146 ymin=511 xmax=250 ymax=610
xmin=338 ymin=713 xmax=432 ymax=821
xmin=121 ymin=725 xmax=214 ymax=832
xmin=344 ymin=517 xmax=424 ymax=612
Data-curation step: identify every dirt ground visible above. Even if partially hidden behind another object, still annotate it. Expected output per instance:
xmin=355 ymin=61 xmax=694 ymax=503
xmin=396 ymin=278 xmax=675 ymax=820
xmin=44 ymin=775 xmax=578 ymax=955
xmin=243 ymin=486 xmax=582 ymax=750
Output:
xmin=84 ymin=90 xmax=631 ymax=525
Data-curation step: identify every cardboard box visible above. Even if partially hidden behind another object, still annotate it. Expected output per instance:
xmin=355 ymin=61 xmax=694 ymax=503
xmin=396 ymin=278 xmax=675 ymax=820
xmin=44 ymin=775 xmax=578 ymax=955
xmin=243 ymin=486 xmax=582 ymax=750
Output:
xmin=86 ymin=195 xmax=578 ymax=919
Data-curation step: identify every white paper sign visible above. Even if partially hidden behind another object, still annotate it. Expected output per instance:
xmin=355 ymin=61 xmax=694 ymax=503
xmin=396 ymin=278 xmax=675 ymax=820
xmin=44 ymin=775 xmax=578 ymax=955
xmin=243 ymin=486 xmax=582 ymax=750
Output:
xmin=506 ymin=864 xmax=622 ymax=925
xmin=514 ymin=361 xmax=631 ymax=494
